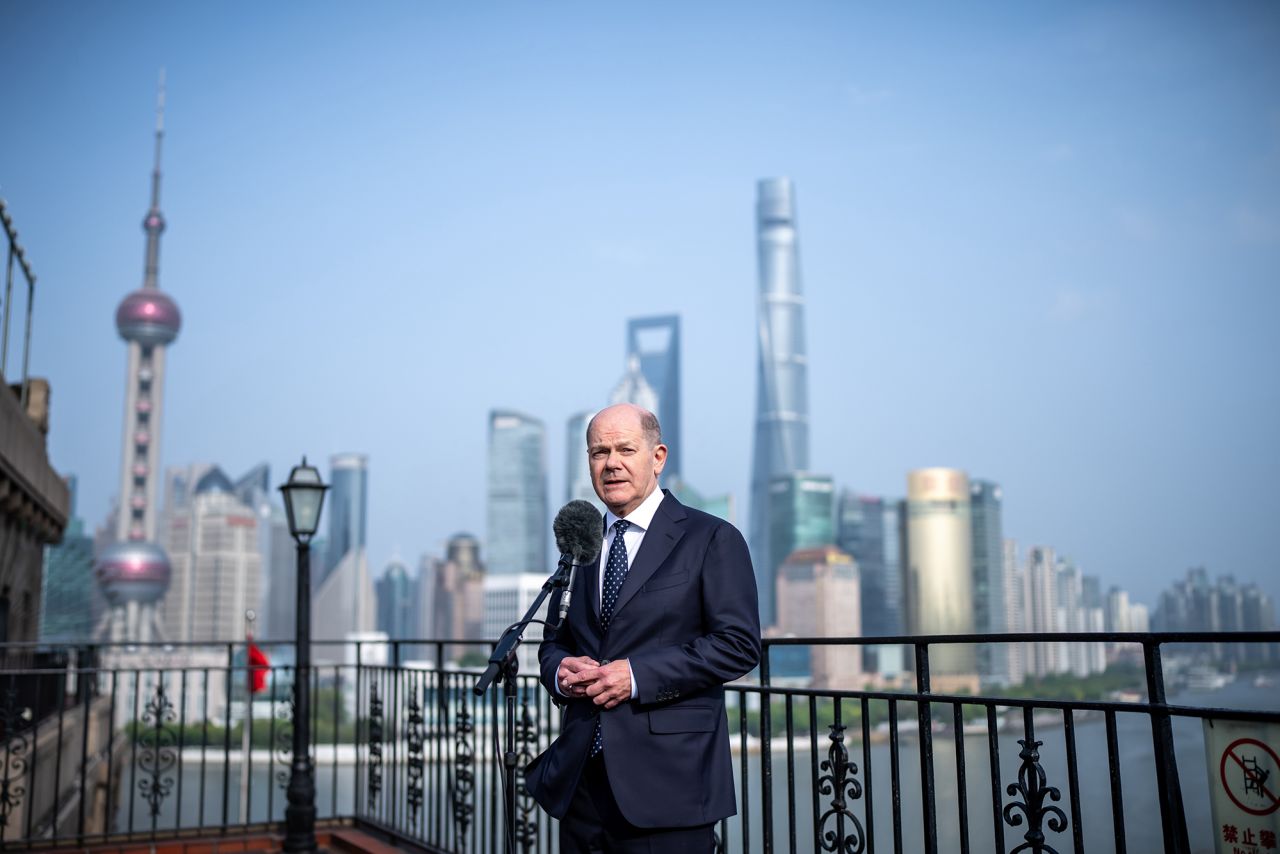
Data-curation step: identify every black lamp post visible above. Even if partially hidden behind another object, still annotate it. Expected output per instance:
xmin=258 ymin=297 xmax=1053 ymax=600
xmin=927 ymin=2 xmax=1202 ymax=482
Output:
xmin=279 ymin=457 xmax=327 ymax=853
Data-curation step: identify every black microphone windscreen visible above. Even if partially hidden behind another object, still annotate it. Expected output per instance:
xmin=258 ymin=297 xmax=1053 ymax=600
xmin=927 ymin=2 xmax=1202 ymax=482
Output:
xmin=553 ymin=500 xmax=604 ymax=564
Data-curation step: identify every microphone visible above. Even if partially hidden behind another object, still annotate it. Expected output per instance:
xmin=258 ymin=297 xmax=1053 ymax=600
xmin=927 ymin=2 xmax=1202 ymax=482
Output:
xmin=552 ymin=500 xmax=604 ymax=623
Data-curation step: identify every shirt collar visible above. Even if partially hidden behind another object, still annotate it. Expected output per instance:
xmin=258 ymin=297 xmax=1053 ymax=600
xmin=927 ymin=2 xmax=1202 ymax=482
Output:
xmin=604 ymin=484 xmax=664 ymax=534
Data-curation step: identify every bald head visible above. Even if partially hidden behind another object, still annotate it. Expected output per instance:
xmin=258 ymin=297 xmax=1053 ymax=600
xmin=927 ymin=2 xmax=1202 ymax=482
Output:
xmin=586 ymin=404 xmax=662 ymax=449
xmin=586 ymin=404 xmax=667 ymax=517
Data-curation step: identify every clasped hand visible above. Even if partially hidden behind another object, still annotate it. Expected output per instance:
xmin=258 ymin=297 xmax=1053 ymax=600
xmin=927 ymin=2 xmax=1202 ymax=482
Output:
xmin=557 ymin=656 xmax=631 ymax=709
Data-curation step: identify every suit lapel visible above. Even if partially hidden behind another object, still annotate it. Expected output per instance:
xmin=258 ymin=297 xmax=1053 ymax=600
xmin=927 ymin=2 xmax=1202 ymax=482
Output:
xmin=611 ymin=490 xmax=686 ymax=618
xmin=583 ymin=513 xmax=606 ymax=627
xmin=584 ymin=547 xmax=603 ymax=627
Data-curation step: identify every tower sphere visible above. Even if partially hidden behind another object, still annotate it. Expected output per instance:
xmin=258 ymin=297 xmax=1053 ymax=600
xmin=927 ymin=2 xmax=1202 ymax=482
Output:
xmin=95 ymin=540 xmax=172 ymax=604
xmin=116 ymin=288 xmax=181 ymax=346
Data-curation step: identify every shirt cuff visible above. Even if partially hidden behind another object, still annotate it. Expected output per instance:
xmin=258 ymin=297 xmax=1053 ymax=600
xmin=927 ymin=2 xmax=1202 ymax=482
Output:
xmin=628 ymin=660 xmax=638 ymax=699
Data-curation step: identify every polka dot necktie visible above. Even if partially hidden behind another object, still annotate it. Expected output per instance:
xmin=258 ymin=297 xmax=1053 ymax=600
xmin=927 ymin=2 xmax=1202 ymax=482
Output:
xmin=590 ymin=519 xmax=631 ymax=757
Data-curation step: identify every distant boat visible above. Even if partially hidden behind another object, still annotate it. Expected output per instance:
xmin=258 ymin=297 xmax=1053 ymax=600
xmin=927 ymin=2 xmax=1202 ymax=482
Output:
xmin=1108 ymin=690 xmax=1143 ymax=703
xmin=1185 ymin=666 xmax=1232 ymax=691
xmin=1254 ymin=674 xmax=1276 ymax=689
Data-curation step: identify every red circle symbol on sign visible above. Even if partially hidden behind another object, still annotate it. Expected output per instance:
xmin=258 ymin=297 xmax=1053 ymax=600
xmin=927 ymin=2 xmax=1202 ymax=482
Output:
xmin=1220 ymin=737 xmax=1280 ymax=817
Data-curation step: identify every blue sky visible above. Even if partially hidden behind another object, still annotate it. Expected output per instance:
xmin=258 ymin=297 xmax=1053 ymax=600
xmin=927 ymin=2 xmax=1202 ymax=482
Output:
xmin=2 ymin=1 xmax=1277 ymax=609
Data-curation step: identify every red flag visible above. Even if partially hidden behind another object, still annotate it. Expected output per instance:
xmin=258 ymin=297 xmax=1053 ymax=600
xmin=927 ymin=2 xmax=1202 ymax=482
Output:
xmin=248 ymin=643 xmax=270 ymax=694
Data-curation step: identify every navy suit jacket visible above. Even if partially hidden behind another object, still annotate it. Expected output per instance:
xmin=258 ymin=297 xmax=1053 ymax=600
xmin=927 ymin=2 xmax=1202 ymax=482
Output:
xmin=525 ymin=490 xmax=761 ymax=829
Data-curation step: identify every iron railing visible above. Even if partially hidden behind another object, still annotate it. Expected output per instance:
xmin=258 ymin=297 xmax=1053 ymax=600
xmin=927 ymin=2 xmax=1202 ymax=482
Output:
xmin=0 ymin=632 xmax=1276 ymax=853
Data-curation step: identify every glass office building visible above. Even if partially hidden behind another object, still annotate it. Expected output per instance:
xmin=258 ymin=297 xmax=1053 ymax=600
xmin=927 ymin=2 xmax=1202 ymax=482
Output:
xmin=626 ymin=315 xmax=681 ymax=479
xmin=970 ymin=479 xmax=1011 ymax=683
xmin=487 ymin=410 xmax=548 ymax=575
xmin=40 ymin=476 xmax=95 ymax=642
xmin=836 ymin=491 xmax=904 ymax=670
xmin=564 ymin=410 xmax=602 ymax=509
xmin=749 ymin=178 xmax=811 ymax=626
xmin=325 ymin=454 xmax=369 ymax=584
xmin=376 ymin=558 xmax=418 ymax=639
xmin=766 ymin=472 xmax=834 ymax=627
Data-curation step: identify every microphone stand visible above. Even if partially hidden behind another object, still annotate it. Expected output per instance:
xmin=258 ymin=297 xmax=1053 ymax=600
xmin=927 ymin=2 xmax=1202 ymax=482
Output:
xmin=472 ymin=554 xmax=577 ymax=854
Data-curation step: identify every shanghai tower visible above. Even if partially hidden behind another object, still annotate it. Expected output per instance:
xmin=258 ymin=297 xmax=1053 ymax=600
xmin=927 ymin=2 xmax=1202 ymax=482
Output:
xmin=749 ymin=178 xmax=809 ymax=627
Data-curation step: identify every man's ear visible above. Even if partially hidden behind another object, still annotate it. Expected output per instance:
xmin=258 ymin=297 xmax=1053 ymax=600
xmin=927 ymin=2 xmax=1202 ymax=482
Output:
xmin=653 ymin=443 xmax=668 ymax=474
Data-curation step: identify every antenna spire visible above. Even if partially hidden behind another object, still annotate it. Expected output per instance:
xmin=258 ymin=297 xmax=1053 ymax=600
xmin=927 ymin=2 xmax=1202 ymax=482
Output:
xmin=150 ymin=68 xmax=166 ymax=209
xmin=141 ymin=69 xmax=168 ymax=289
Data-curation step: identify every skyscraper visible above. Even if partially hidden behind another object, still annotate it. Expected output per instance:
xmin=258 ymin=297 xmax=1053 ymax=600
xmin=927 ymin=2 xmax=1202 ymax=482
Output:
xmin=970 ymin=480 xmax=1012 ymax=684
xmin=487 ymin=410 xmax=548 ymax=575
xmin=1025 ymin=546 xmax=1059 ymax=678
xmin=565 ymin=411 xmax=603 ymax=510
xmin=766 ymin=472 xmax=834 ymax=626
xmin=625 ymin=315 xmax=681 ymax=479
xmin=376 ymin=558 xmax=417 ymax=639
xmin=159 ymin=466 xmax=262 ymax=642
xmin=312 ymin=454 xmax=375 ymax=649
xmin=261 ymin=508 xmax=295 ymax=640
xmin=1080 ymin=573 xmax=1108 ymax=674
xmin=41 ymin=475 xmax=95 ymax=642
xmin=902 ymin=468 xmax=975 ymax=682
xmin=324 ymin=454 xmax=369 ymax=581
xmin=1003 ymin=539 xmax=1027 ymax=684
xmin=611 ymin=354 xmax=659 ymax=415
xmin=431 ymin=534 xmax=486 ymax=663
xmin=225 ymin=462 xmax=295 ymax=640
xmin=1055 ymin=558 xmax=1086 ymax=676
xmin=775 ymin=546 xmax=861 ymax=689
xmin=749 ymin=178 xmax=810 ymax=624
xmin=835 ymin=491 xmax=904 ymax=673
xmin=1153 ymin=569 xmax=1277 ymax=664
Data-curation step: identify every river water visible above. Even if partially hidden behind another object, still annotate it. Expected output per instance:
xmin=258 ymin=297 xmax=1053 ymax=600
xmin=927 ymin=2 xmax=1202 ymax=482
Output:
xmin=112 ymin=675 xmax=1279 ymax=854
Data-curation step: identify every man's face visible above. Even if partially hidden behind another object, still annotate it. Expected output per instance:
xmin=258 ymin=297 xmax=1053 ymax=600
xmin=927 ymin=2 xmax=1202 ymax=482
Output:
xmin=587 ymin=407 xmax=667 ymax=518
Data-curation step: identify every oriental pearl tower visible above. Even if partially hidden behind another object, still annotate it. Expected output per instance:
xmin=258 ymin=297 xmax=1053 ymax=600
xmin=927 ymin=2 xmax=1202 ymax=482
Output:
xmin=95 ymin=74 xmax=180 ymax=643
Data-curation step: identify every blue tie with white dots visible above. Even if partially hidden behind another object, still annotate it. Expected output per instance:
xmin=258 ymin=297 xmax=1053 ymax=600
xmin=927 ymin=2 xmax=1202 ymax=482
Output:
xmin=590 ymin=519 xmax=630 ymax=757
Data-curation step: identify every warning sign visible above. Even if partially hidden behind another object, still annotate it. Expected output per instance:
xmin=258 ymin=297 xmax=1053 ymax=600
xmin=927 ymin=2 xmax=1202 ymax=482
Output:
xmin=1206 ymin=719 xmax=1280 ymax=853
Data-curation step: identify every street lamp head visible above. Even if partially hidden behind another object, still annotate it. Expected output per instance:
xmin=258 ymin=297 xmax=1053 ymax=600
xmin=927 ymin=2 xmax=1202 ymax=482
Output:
xmin=279 ymin=456 xmax=328 ymax=544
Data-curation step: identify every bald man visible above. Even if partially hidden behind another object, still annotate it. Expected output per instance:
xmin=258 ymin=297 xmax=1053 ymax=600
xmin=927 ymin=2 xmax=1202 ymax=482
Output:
xmin=525 ymin=404 xmax=761 ymax=854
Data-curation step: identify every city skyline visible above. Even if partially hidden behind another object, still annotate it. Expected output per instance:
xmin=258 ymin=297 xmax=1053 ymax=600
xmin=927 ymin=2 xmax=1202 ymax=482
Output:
xmin=2 ymin=3 xmax=1277 ymax=610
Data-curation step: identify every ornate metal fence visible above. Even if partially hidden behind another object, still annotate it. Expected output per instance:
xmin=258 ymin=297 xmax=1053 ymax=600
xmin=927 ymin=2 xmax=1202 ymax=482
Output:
xmin=0 ymin=633 xmax=1276 ymax=854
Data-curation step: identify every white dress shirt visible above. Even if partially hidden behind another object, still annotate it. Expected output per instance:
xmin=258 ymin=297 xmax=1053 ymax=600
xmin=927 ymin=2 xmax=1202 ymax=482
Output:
xmin=597 ymin=483 xmax=665 ymax=610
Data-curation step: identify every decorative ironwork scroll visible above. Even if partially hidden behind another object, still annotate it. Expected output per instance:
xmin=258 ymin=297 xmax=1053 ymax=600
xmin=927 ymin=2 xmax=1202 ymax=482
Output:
xmin=816 ymin=722 xmax=867 ymax=854
xmin=1003 ymin=737 xmax=1069 ymax=854
xmin=452 ymin=693 xmax=476 ymax=848
xmin=0 ymin=686 xmax=30 ymax=831
xmin=275 ymin=685 xmax=294 ymax=791
xmin=134 ymin=674 xmax=178 ymax=818
xmin=513 ymin=690 xmax=540 ymax=853
xmin=405 ymin=683 xmax=426 ymax=827
xmin=367 ymin=681 xmax=384 ymax=813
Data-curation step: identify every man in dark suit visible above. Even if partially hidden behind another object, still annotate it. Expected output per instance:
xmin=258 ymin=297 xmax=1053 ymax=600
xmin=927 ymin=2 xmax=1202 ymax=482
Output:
xmin=525 ymin=403 xmax=761 ymax=853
